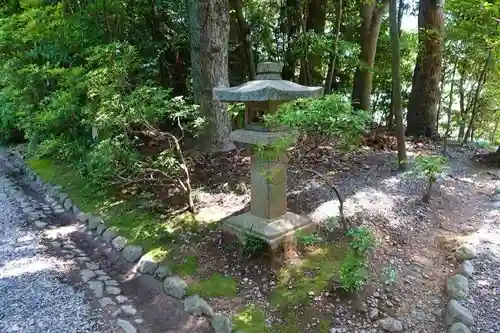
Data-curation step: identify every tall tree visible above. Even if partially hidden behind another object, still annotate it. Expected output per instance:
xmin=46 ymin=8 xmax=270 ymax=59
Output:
xmin=188 ymin=0 xmax=234 ymax=152
xmin=299 ymin=0 xmax=328 ymax=85
xmin=443 ymin=58 xmax=457 ymax=155
xmin=230 ymin=0 xmax=256 ymax=80
xmin=405 ymin=0 xmax=444 ymax=137
xmin=389 ymin=0 xmax=407 ymax=169
xmin=351 ymin=0 xmax=390 ymax=111
xmin=324 ymin=0 xmax=343 ymax=94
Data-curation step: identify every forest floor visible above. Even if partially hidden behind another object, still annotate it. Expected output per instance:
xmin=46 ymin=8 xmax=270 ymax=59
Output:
xmin=24 ymin=139 xmax=500 ymax=333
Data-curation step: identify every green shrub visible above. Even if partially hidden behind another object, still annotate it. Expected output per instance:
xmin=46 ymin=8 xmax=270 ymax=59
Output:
xmin=295 ymin=231 xmax=323 ymax=246
xmin=339 ymin=227 xmax=377 ymax=292
xmin=265 ymin=94 xmax=371 ymax=149
xmin=346 ymin=227 xmax=377 ymax=256
xmin=414 ymin=155 xmax=447 ymax=202
xmin=339 ymin=251 xmax=368 ymax=292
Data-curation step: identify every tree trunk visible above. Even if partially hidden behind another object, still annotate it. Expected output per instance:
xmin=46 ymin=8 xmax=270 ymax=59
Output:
xmin=300 ymin=0 xmax=327 ymax=85
xmin=281 ymin=0 xmax=300 ymax=80
xmin=230 ymin=0 xmax=255 ymax=80
xmin=390 ymin=0 xmax=407 ymax=170
xmin=324 ymin=0 xmax=343 ymax=94
xmin=443 ymin=59 xmax=457 ymax=155
xmin=351 ymin=0 xmax=390 ymax=111
xmin=386 ymin=0 xmax=404 ymax=129
xmin=436 ymin=65 xmax=446 ymax=132
xmin=491 ymin=115 xmax=500 ymax=144
xmin=406 ymin=0 xmax=444 ymax=138
xmin=457 ymin=71 xmax=467 ymax=140
xmin=397 ymin=0 xmax=404 ymax=35
xmin=188 ymin=0 xmax=234 ymax=152
xmin=462 ymin=48 xmax=493 ymax=144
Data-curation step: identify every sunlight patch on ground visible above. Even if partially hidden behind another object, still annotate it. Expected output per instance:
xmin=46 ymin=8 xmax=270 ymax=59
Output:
xmin=1 ymin=258 xmax=56 ymax=278
xmin=345 ymin=187 xmax=395 ymax=214
xmin=43 ymin=225 xmax=79 ymax=240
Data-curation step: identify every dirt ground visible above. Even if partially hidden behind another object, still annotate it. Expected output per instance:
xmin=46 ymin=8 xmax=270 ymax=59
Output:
xmin=183 ymin=139 xmax=500 ymax=332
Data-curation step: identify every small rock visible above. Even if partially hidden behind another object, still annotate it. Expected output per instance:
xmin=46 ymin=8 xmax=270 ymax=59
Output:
xmin=116 ymin=295 xmax=128 ymax=303
xmin=76 ymin=212 xmax=89 ymax=223
xmin=105 ymin=280 xmax=119 ymax=286
xmin=80 ymin=269 xmax=96 ymax=282
xmin=368 ymin=308 xmax=379 ymax=321
xmin=111 ymin=236 xmax=128 ymax=252
xmin=183 ymin=295 xmax=213 ymax=317
xmin=116 ymin=319 xmax=137 ymax=333
xmin=106 ymin=286 xmax=121 ymax=295
xmin=446 ymin=274 xmax=469 ymax=300
xmin=155 ymin=265 xmax=173 ymax=279
xmin=455 ymin=244 xmax=477 ymax=261
xmin=102 ymin=229 xmax=117 ymax=243
xmin=88 ymin=216 xmax=104 ymax=230
xmin=96 ymin=223 xmax=107 ymax=236
xmin=63 ymin=198 xmax=73 ymax=211
xmin=121 ymin=305 xmax=137 ymax=316
xmin=137 ymin=257 xmax=158 ymax=275
xmin=163 ymin=276 xmax=187 ymax=299
xmin=97 ymin=275 xmax=111 ymax=281
xmin=457 ymin=261 xmax=474 ymax=278
xmin=491 ymin=193 xmax=500 ymax=202
xmin=212 ymin=314 xmax=232 ymax=333
xmin=445 ymin=300 xmax=474 ymax=327
xmin=99 ymin=297 xmax=116 ymax=307
xmin=88 ymin=280 xmax=104 ymax=298
xmin=379 ymin=317 xmax=403 ymax=332
xmin=34 ymin=220 xmax=47 ymax=229
xmin=50 ymin=241 xmax=61 ymax=248
xmin=122 ymin=245 xmax=143 ymax=262
xmin=86 ymin=263 xmax=100 ymax=270
xmin=449 ymin=323 xmax=471 ymax=333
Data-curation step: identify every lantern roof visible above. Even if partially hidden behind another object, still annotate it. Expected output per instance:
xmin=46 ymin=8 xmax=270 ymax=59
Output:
xmin=213 ymin=62 xmax=324 ymax=102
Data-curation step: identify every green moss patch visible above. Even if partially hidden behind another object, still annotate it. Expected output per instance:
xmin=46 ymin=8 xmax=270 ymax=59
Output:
xmin=173 ymin=255 xmax=198 ymax=276
xmin=187 ymin=273 xmax=237 ymax=297
xmin=233 ymin=304 xmax=267 ymax=333
xmin=271 ymin=243 xmax=347 ymax=310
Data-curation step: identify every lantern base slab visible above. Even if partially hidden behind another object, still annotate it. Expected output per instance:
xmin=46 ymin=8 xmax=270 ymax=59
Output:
xmin=223 ymin=211 xmax=314 ymax=250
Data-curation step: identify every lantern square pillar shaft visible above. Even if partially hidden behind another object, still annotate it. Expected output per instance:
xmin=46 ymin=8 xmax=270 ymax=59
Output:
xmin=250 ymin=151 xmax=287 ymax=220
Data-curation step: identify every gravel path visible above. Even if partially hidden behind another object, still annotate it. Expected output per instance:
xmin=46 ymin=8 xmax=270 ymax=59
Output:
xmin=465 ymin=205 xmax=500 ymax=333
xmin=0 ymin=167 xmax=114 ymax=332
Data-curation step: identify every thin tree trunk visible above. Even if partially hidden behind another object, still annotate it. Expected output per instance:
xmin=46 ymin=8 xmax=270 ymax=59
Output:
xmin=390 ymin=0 xmax=407 ymax=170
xmin=491 ymin=115 xmax=500 ymax=144
xmin=386 ymin=0 xmax=404 ymax=129
xmin=458 ymin=71 xmax=467 ymax=140
xmin=230 ymin=0 xmax=256 ymax=79
xmin=351 ymin=0 xmax=390 ymax=111
xmin=462 ymin=21 xmax=497 ymax=144
xmin=443 ymin=59 xmax=457 ymax=155
xmin=397 ymin=0 xmax=404 ymax=35
xmin=281 ymin=0 xmax=300 ymax=80
xmin=300 ymin=0 xmax=327 ymax=85
xmin=324 ymin=0 xmax=343 ymax=94
xmin=436 ymin=66 xmax=446 ymax=132
xmin=462 ymin=50 xmax=493 ymax=144
xmin=188 ymin=0 xmax=235 ymax=152
xmin=406 ymin=0 xmax=444 ymax=138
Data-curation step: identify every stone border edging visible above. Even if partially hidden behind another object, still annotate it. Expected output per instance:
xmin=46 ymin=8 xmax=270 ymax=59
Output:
xmin=14 ymin=154 xmax=233 ymax=333
xmin=444 ymin=230 xmax=481 ymax=331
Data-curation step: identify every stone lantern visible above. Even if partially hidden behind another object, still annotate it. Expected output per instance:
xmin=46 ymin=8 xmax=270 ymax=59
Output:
xmin=214 ymin=62 xmax=323 ymax=249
